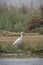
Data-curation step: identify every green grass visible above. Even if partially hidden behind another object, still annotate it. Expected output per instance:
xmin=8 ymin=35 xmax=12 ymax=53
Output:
xmin=0 ymin=5 xmax=41 ymax=32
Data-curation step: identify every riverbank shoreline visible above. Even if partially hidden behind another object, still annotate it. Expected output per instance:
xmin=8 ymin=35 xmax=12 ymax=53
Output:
xmin=0 ymin=52 xmax=43 ymax=58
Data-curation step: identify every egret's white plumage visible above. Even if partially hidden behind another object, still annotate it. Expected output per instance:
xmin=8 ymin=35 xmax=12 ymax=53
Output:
xmin=13 ymin=32 xmax=24 ymax=45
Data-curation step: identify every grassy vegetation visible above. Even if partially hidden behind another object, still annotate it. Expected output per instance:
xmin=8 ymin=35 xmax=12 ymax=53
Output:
xmin=0 ymin=3 xmax=41 ymax=32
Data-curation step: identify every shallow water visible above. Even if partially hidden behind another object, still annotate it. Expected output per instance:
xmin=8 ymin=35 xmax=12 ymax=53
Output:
xmin=0 ymin=58 xmax=43 ymax=65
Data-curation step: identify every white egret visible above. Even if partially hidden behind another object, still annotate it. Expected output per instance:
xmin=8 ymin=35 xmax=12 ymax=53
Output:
xmin=13 ymin=32 xmax=24 ymax=45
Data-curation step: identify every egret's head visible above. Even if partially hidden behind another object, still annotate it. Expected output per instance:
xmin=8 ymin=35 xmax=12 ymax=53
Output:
xmin=21 ymin=32 xmax=24 ymax=35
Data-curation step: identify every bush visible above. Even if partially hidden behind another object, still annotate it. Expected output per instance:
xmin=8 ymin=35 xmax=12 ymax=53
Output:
xmin=39 ymin=27 xmax=43 ymax=34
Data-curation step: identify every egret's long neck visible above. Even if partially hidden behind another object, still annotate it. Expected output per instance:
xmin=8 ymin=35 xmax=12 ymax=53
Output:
xmin=21 ymin=33 xmax=23 ymax=38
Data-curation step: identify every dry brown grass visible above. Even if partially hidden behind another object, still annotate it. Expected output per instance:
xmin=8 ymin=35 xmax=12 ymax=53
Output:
xmin=0 ymin=32 xmax=43 ymax=47
xmin=24 ymin=35 xmax=43 ymax=47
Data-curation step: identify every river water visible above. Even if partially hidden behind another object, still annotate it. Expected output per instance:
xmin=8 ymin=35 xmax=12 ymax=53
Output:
xmin=0 ymin=58 xmax=43 ymax=65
